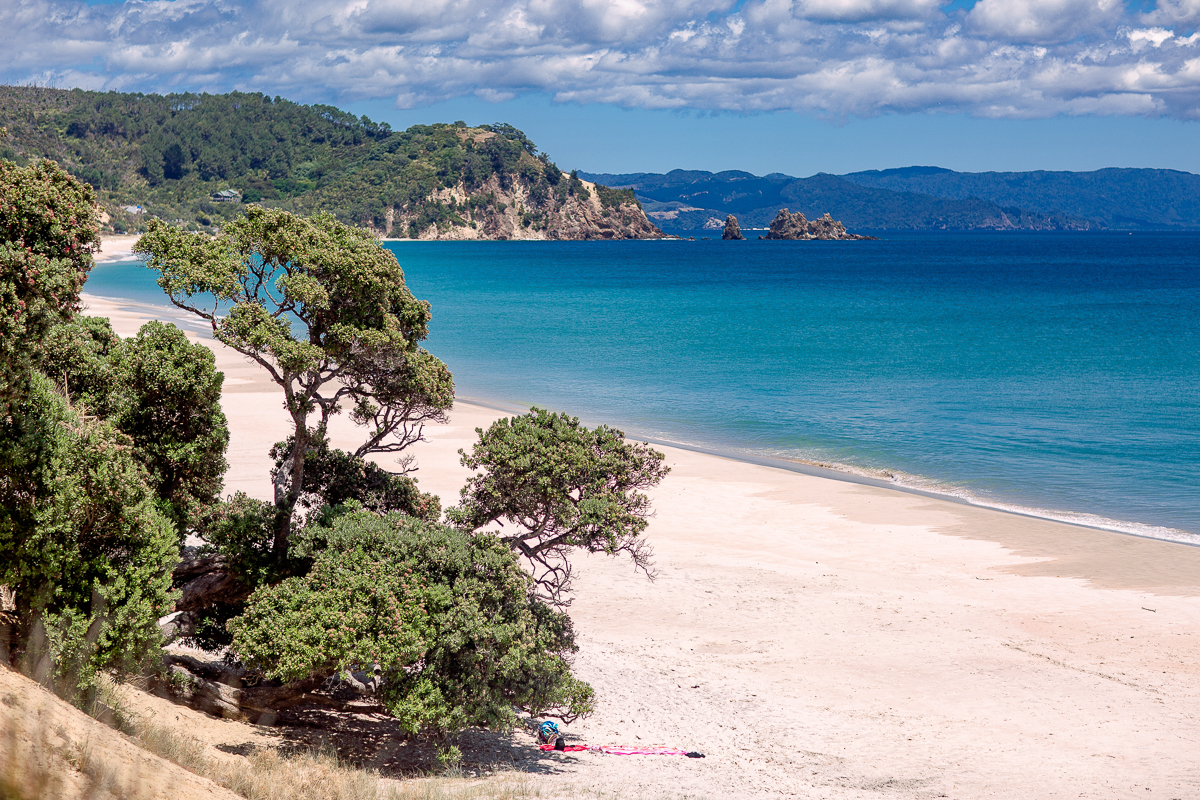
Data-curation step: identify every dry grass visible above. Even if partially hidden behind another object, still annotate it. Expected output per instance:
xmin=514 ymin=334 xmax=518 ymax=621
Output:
xmin=0 ymin=712 xmax=153 ymax=800
xmin=131 ymin=717 xmax=550 ymax=800
xmin=2 ymin=667 xmax=552 ymax=800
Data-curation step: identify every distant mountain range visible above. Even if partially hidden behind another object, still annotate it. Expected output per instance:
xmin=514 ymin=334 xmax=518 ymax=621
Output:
xmin=579 ymin=167 xmax=1200 ymax=231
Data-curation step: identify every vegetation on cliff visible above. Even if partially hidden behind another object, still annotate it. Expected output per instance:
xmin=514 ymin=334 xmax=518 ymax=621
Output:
xmin=0 ymin=86 xmax=657 ymax=239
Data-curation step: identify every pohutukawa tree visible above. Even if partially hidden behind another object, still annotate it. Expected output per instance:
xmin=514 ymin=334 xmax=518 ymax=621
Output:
xmin=449 ymin=408 xmax=670 ymax=604
xmin=1 ymin=157 xmax=179 ymax=695
xmin=0 ymin=157 xmax=100 ymax=412
xmin=136 ymin=207 xmax=454 ymax=559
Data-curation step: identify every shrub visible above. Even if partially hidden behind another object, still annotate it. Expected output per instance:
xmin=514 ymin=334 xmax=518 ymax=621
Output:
xmin=229 ymin=510 xmax=593 ymax=748
xmin=0 ymin=374 xmax=178 ymax=693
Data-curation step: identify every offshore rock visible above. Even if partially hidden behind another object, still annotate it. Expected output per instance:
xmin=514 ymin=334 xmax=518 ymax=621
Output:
xmin=722 ymin=214 xmax=745 ymax=240
xmin=764 ymin=209 xmax=874 ymax=240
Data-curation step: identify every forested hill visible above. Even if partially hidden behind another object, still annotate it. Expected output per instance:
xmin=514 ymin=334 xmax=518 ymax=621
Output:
xmin=840 ymin=166 xmax=1200 ymax=230
xmin=0 ymin=86 xmax=658 ymax=239
xmin=580 ymin=170 xmax=1095 ymax=232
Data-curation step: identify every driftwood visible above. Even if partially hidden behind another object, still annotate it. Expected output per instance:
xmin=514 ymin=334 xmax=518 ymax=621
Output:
xmin=157 ymin=653 xmax=344 ymax=723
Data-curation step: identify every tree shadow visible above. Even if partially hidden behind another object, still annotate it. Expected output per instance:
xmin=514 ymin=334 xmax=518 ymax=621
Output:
xmin=260 ymin=693 xmax=585 ymax=777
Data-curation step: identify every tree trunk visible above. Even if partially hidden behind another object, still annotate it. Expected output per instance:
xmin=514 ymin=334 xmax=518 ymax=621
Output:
xmin=172 ymin=551 xmax=251 ymax=612
xmin=271 ymin=416 xmax=309 ymax=561
xmin=155 ymin=653 xmax=342 ymax=723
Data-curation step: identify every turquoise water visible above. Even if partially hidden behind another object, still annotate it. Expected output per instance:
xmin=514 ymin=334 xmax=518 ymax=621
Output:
xmin=86 ymin=232 xmax=1200 ymax=542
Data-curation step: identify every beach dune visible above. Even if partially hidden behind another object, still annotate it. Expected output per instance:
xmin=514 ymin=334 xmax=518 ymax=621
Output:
xmin=83 ymin=293 xmax=1200 ymax=799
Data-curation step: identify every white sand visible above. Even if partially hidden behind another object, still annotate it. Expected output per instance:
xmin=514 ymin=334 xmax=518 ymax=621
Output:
xmin=81 ymin=294 xmax=1200 ymax=799
xmin=96 ymin=234 xmax=143 ymax=263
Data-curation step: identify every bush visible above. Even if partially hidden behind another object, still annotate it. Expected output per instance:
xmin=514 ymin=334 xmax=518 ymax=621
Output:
xmin=270 ymin=434 xmax=441 ymax=523
xmin=0 ymin=374 xmax=178 ymax=693
xmin=41 ymin=317 xmax=229 ymax=535
xmin=450 ymin=408 xmax=668 ymax=602
xmin=106 ymin=321 xmax=229 ymax=533
xmin=0 ymin=158 xmax=99 ymax=411
xmin=229 ymin=509 xmax=592 ymax=747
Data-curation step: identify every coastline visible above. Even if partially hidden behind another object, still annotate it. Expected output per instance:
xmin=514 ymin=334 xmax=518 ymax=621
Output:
xmin=77 ymin=292 xmax=1200 ymax=797
xmin=79 ymin=260 xmax=1200 ymax=550
xmin=454 ymin=393 xmax=1200 ymax=550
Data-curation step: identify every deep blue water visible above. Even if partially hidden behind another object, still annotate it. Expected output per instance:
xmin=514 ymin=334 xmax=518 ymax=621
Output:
xmin=86 ymin=232 xmax=1200 ymax=542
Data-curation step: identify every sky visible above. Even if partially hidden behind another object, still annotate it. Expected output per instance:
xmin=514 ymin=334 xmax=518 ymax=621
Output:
xmin=5 ymin=0 xmax=1200 ymax=175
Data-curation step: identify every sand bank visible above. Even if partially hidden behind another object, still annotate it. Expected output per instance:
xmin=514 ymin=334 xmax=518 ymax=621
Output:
xmin=96 ymin=234 xmax=143 ymax=263
xmin=81 ymin=294 xmax=1200 ymax=799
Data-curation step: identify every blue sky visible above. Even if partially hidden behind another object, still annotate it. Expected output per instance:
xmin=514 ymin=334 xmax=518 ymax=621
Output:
xmin=8 ymin=0 xmax=1200 ymax=175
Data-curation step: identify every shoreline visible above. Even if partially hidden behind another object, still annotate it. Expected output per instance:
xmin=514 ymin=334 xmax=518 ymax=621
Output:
xmin=77 ymin=285 xmax=1200 ymax=552
xmin=75 ymin=292 xmax=1200 ymax=797
xmin=95 ymin=233 xmax=142 ymax=263
xmin=454 ymin=393 xmax=1200 ymax=550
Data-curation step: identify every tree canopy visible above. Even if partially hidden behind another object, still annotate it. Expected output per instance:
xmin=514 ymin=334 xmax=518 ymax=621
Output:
xmin=0 ymin=87 xmax=603 ymax=236
xmin=41 ymin=316 xmax=230 ymax=535
xmin=229 ymin=508 xmax=592 ymax=758
xmin=0 ymin=157 xmax=99 ymax=411
xmin=450 ymin=408 xmax=669 ymax=603
xmin=136 ymin=206 xmax=453 ymax=558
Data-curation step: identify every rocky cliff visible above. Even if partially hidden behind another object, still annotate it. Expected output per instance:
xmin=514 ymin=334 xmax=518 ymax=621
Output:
xmin=390 ymin=172 xmax=662 ymax=241
xmin=763 ymin=209 xmax=874 ymax=240
xmin=374 ymin=126 xmax=662 ymax=241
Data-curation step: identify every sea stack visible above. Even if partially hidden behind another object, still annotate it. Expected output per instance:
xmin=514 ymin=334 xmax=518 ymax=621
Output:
xmin=764 ymin=209 xmax=874 ymax=240
xmin=722 ymin=214 xmax=746 ymax=240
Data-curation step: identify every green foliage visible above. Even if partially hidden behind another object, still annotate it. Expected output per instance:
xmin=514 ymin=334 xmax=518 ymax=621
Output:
xmin=136 ymin=207 xmax=453 ymax=557
xmin=229 ymin=509 xmax=593 ymax=744
xmin=449 ymin=408 xmax=669 ymax=602
xmin=41 ymin=316 xmax=230 ymax=534
xmin=0 ymin=158 xmax=99 ymax=410
xmin=0 ymin=374 xmax=178 ymax=691
xmin=270 ymin=434 xmax=441 ymax=523
xmin=197 ymin=492 xmax=279 ymax=589
xmin=0 ymin=87 xmax=632 ymax=235
xmin=39 ymin=314 xmax=121 ymax=403
xmin=184 ymin=492 xmax=279 ymax=651
xmin=594 ymin=185 xmax=639 ymax=209
xmin=106 ymin=321 xmax=229 ymax=531
xmin=0 ymin=153 xmax=176 ymax=692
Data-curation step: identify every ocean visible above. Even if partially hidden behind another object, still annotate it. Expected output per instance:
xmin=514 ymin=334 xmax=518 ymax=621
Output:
xmin=86 ymin=231 xmax=1200 ymax=544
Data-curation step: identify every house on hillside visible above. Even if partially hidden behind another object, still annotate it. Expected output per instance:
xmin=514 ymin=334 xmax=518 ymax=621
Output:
xmin=211 ymin=189 xmax=241 ymax=203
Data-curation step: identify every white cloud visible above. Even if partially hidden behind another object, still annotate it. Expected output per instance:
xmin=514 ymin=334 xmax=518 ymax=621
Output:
xmin=792 ymin=0 xmax=941 ymax=23
xmin=2 ymin=0 xmax=1200 ymax=121
xmin=967 ymin=0 xmax=1122 ymax=43
xmin=1141 ymin=0 xmax=1200 ymax=27
xmin=1128 ymin=28 xmax=1175 ymax=50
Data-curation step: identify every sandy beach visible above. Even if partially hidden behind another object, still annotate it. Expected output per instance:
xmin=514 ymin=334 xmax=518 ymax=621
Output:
xmin=95 ymin=233 xmax=143 ymax=263
xmin=81 ymin=292 xmax=1200 ymax=799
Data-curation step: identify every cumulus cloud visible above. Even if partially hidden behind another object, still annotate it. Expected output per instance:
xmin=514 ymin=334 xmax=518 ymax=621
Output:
xmin=967 ymin=0 xmax=1122 ymax=43
xmin=4 ymin=0 xmax=1200 ymax=119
